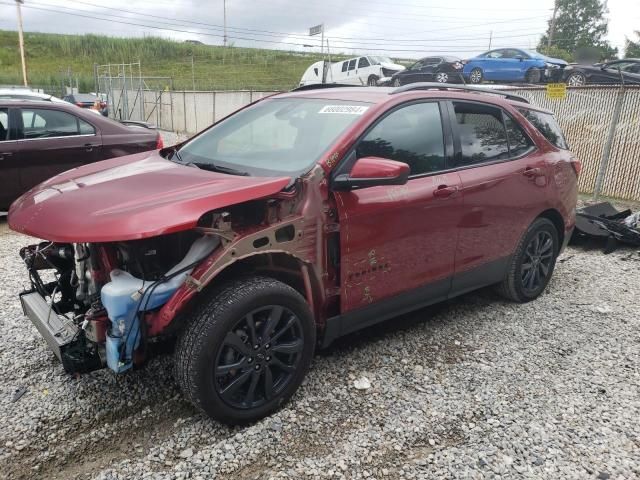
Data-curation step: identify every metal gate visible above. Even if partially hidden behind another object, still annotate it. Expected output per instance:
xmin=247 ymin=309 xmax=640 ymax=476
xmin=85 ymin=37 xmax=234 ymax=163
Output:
xmin=95 ymin=62 xmax=173 ymax=128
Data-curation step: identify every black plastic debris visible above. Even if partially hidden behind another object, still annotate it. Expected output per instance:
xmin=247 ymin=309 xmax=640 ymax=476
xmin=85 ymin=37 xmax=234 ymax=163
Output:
xmin=573 ymin=202 xmax=640 ymax=253
xmin=11 ymin=386 xmax=27 ymax=403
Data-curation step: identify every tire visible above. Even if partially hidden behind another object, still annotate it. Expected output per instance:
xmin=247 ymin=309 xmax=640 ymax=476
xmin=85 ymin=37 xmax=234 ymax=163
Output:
xmin=566 ymin=72 xmax=586 ymax=86
xmin=497 ymin=218 xmax=559 ymax=303
xmin=393 ymin=77 xmax=401 ymax=87
xmin=367 ymin=75 xmax=379 ymax=87
xmin=469 ymin=68 xmax=483 ymax=84
xmin=175 ymin=276 xmax=315 ymax=424
xmin=435 ymin=72 xmax=449 ymax=83
xmin=525 ymin=68 xmax=542 ymax=84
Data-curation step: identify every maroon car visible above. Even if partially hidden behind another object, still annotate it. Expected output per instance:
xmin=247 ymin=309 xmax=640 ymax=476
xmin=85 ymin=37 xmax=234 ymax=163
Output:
xmin=9 ymin=84 xmax=578 ymax=424
xmin=0 ymin=99 xmax=162 ymax=209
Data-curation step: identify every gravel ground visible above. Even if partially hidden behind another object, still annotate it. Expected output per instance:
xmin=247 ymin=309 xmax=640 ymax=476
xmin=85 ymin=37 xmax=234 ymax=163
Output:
xmin=1 ymin=215 xmax=640 ymax=479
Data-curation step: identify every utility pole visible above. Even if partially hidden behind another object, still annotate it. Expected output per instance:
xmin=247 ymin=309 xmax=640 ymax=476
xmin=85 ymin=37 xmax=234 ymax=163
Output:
xmin=223 ymin=0 xmax=227 ymax=47
xmin=15 ymin=0 xmax=28 ymax=86
xmin=320 ymin=24 xmax=325 ymax=56
xmin=191 ymin=54 xmax=195 ymax=90
xmin=547 ymin=0 xmax=559 ymax=49
xmin=488 ymin=31 xmax=493 ymax=50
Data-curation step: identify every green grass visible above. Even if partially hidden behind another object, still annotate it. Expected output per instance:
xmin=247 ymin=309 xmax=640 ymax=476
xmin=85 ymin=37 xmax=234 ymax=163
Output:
xmin=0 ymin=29 xmax=379 ymax=93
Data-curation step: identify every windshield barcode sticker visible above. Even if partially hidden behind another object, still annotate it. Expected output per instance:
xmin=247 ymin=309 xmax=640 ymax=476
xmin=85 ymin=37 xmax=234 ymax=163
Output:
xmin=319 ymin=105 xmax=369 ymax=115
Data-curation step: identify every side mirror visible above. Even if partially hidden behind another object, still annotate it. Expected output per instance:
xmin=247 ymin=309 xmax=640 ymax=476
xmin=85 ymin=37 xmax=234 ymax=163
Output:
xmin=332 ymin=156 xmax=409 ymax=191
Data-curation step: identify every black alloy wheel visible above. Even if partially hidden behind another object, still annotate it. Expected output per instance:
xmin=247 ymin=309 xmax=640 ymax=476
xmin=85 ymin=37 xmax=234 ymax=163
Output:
xmin=497 ymin=217 xmax=559 ymax=303
xmin=215 ymin=305 xmax=304 ymax=410
xmin=175 ymin=276 xmax=315 ymax=424
xmin=520 ymin=230 xmax=554 ymax=295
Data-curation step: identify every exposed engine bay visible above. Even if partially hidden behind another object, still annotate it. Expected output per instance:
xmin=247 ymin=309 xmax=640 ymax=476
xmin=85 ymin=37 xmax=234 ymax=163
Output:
xmin=19 ymin=225 xmax=221 ymax=374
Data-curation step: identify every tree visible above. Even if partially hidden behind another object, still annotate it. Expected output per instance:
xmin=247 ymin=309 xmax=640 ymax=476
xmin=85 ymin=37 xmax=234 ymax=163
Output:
xmin=625 ymin=31 xmax=640 ymax=58
xmin=538 ymin=0 xmax=617 ymax=61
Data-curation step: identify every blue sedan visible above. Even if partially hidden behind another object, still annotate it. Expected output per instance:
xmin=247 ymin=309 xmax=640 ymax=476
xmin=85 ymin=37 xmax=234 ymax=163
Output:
xmin=463 ymin=48 xmax=568 ymax=84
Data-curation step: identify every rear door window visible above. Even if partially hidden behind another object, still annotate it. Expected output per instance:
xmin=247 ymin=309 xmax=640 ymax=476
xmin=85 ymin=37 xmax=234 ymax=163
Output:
xmin=341 ymin=62 xmax=348 ymax=72
xmin=504 ymin=114 xmax=534 ymax=157
xmin=20 ymin=108 xmax=86 ymax=139
xmin=518 ymin=108 xmax=568 ymax=149
xmin=452 ymin=102 xmax=509 ymax=166
xmin=357 ymin=102 xmax=446 ymax=176
xmin=348 ymin=59 xmax=357 ymax=71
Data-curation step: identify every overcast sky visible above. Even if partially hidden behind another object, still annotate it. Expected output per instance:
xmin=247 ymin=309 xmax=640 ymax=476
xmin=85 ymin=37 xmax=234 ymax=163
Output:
xmin=1 ymin=0 xmax=638 ymax=59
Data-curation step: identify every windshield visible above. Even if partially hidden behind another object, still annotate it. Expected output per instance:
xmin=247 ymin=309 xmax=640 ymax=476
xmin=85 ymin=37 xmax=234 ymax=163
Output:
xmin=174 ymin=98 xmax=371 ymax=177
xmin=368 ymin=56 xmax=393 ymax=65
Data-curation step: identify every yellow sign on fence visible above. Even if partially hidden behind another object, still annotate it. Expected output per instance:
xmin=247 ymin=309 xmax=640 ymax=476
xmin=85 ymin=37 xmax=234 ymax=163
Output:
xmin=546 ymin=83 xmax=567 ymax=99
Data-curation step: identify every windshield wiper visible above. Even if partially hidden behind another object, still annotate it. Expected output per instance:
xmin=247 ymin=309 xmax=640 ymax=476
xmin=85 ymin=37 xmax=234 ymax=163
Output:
xmin=185 ymin=161 xmax=249 ymax=176
xmin=166 ymin=146 xmax=184 ymax=163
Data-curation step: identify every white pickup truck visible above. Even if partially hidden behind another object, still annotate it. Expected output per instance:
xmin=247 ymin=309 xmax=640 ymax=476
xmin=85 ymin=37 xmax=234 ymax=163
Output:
xmin=300 ymin=56 xmax=405 ymax=87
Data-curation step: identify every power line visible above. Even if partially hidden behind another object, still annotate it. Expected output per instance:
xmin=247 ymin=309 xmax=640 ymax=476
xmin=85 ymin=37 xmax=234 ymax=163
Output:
xmin=37 ymin=0 xmax=546 ymax=47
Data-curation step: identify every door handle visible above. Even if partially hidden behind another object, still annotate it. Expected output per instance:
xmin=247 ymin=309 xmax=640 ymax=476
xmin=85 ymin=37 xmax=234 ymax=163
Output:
xmin=523 ymin=167 xmax=542 ymax=178
xmin=433 ymin=185 xmax=458 ymax=198
xmin=84 ymin=143 xmax=97 ymax=152
xmin=0 ymin=152 xmax=13 ymax=160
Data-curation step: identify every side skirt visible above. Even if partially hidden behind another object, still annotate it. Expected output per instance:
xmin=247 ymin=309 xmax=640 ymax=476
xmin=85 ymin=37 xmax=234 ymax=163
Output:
xmin=321 ymin=256 xmax=510 ymax=348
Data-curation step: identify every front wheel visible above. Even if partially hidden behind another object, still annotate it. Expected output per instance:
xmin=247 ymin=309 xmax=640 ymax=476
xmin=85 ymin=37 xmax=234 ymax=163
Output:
xmin=469 ymin=68 xmax=483 ymax=84
xmin=367 ymin=75 xmax=379 ymax=86
xmin=566 ymin=72 xmax=586 ymax=86
xmin=175 ymin=276 xmax=315 ymax=424
xmin=525 ymin=68 xmax=541 ymax=84
xmin=497 ymin=218 xmax=559 ymax=303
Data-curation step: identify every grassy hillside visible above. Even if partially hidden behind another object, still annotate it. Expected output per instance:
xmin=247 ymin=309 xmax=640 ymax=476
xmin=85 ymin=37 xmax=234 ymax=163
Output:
xmin=0 ymin=30 xmax=357 ymax=93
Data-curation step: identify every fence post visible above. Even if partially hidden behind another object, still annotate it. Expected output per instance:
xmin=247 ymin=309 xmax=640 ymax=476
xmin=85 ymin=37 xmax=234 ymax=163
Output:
xmin=593 ymin=86 xmax=625 ymax=200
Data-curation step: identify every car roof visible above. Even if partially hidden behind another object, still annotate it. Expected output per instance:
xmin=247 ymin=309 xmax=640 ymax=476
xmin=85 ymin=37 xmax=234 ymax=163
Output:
xmin=274 ymin=86 xmax=552 ymax=114
xmin=0 ymin=98 xmax=77 ymax=108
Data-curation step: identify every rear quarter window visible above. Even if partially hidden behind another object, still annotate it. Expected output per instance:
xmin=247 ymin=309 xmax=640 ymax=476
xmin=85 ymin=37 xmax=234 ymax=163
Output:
xmin=518 ymin=108 xmax=569 ymax=150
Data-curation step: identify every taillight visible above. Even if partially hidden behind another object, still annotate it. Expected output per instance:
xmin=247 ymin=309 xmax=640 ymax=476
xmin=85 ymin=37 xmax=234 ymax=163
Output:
xmin=100 ymin=101 xmax=107 ymax=108
xmin=570 ymin=158 xmax=582 ymax=176
xmin=156 ymin=134 xmax=164 ymax=150
xmin=76 ymin=102 xmax=83 ymax=107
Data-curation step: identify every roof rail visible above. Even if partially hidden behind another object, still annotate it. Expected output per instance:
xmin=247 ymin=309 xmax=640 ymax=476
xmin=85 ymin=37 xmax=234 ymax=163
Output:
xmin=291 ymin=83 xmax=359 ymax=92
xmin=390 ymin=82 xmax=530 ymax=104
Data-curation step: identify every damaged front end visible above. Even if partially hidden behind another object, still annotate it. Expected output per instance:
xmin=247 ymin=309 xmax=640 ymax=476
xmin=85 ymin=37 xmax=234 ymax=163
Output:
xmin=19 ymin=229 xmax=220 ymax=374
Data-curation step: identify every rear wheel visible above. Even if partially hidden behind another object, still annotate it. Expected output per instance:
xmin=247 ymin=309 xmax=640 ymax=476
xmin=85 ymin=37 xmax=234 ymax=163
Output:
xmin=435 ymin=72 xmax=449 ymax=83
xmin=469 ymin=68 xmax=483 ymax=84
xmin=497 ymin=218 xmax=559 ymax=303
xmin=175 ymin=276 xmax=315 ymax=424
xmin=367 ymin=75 xmax=379 ymax=86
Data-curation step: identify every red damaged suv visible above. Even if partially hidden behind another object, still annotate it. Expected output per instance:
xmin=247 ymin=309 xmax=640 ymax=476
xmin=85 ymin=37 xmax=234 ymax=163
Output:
xmin=9 ymin=84 xmax=578 ymax=424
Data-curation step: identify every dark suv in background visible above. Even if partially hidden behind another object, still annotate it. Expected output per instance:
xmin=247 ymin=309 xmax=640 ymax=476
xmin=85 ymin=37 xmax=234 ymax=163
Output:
xmin=391 ymin=56 xmax=464 ymax=85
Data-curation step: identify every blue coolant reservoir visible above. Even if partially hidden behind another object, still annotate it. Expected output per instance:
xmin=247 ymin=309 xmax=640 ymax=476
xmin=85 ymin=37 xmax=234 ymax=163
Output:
xmin=101 ymin=236 xmax=220 ymax=373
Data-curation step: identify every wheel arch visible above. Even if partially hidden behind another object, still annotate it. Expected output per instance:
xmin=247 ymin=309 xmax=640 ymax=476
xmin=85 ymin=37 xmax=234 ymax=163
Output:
xmin=209 ymin=252 xmax=325 ymax=325
xmin=537 ymin=208 xmax=565 ymax=249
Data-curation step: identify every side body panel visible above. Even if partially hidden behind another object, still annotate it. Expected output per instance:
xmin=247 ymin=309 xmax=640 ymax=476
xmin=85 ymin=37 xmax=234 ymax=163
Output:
xmin=334 ymin=172 xmax=463 ymax=313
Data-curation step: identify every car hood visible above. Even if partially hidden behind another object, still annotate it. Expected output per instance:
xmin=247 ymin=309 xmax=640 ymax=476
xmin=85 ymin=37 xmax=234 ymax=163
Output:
xmin=8 ymin=150 xmax=291 ymax=243
xmin=531 ymin=53 xmax=568 ymax=66
xmin=380 ymin=62 xmax=405 ymax=72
